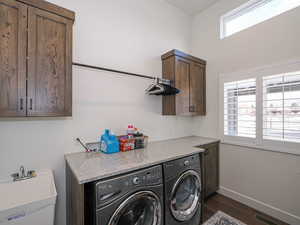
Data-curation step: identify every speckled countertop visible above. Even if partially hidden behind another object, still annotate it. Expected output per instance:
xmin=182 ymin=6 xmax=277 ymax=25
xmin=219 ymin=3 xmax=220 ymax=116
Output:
xmin=65 ymin=136 xmax=219 ymax=184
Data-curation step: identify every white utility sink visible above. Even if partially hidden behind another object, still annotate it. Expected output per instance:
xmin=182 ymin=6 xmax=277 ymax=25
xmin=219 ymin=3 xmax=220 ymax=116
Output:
xmin=0 ymin=170 xmax=57 ymax=225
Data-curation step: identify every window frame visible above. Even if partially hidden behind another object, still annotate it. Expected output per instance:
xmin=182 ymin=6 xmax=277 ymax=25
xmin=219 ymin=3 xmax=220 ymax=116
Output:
xmin=223 ymin=77 xmax=257 ymax=142
xmin=219 ymin=59 xmax=300 ymax=155
xmin=220 ymin=0 xmax=263 ymax=39
xmin=220 ymin=0 xmax=300 ymax=39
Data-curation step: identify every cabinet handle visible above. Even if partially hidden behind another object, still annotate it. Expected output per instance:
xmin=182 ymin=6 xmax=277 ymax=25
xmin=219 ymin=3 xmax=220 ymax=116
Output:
xmin=190 ymin=105 xmax=195 ymax=112
xmin=29 ymin=98 xmax=33 ymax=110
xmin=20 ymin=98 xmax=24 ymax=111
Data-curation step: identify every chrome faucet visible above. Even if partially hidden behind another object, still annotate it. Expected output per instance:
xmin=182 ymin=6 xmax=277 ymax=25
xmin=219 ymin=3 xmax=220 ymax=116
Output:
xmin=20 ymin=166 xmax=26 ymax=178
xmin=11 ymin=166 xmax=36 ymax=182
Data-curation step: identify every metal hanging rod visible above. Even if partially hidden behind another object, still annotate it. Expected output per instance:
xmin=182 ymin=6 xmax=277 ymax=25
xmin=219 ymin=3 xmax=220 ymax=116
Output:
xmin=72 ymin=62 xmax=157 ymax=80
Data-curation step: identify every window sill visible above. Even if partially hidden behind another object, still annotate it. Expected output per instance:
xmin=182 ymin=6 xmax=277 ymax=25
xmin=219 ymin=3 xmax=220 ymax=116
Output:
xmin=221 ymin=140 xmax=300 ymax=156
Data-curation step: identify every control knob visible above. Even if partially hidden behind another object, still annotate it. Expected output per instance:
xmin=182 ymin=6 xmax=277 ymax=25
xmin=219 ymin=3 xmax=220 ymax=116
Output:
xmin=184 ymin=160 xmax=190 ymax=166
xmin=133 ymin=177 xmax=140 ymax=185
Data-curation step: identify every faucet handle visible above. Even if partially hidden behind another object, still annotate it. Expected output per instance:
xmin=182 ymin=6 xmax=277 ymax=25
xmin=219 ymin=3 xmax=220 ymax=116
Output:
xmin=11 ymin=173 xmax=19 ymax=181
xmin=27 ymin=170 xmax=37 ymax=178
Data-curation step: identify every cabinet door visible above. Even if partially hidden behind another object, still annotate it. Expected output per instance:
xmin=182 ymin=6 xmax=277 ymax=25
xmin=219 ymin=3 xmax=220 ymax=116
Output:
xmin=175 ymin=56 xmax=191 ymax=115
xmin=27 ymin=7 xmax=72 ymax=116
xmin=0 ymin=0 xmax=27 ymax=116
xmin=162 ymin=56 xmax=176 ymax=115
xmin=204 ymin=143 xmax=219 ymax=198
xmin=190 ymin=62 xmax=206 ymax=115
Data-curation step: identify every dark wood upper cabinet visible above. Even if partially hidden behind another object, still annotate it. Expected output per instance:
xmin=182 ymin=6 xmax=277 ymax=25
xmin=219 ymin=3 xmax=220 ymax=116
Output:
xmin=27 ymin=7 xmax=72 ymax=116
xmin=162 ymin=50 xmax=206 ymax=116
xmin=0 ymin=0 xmax=74 ymax=117
xmin=0 ymin=0 xmax=27 ymax=116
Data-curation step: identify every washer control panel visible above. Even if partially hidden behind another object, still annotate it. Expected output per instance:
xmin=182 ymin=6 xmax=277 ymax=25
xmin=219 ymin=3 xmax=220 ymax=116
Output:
xmin=127 ymin=165 xmax=162 ymax=186
xmin=96 ymin=165 xmax=162 ymax=208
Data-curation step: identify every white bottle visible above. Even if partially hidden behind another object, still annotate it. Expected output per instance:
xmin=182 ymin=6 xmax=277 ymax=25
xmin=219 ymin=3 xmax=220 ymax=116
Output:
xmin=127 ymin=125 xmax=134 ymax=136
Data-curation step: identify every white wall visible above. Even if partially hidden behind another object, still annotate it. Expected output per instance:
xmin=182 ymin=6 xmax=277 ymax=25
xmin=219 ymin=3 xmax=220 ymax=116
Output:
xmin=191 ymin=0 xmax=300 ymax=224
xmin=0 ymin=1 xmax=192 ymax=225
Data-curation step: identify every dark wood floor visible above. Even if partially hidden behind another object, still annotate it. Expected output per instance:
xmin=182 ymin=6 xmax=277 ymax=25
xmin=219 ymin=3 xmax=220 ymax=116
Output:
xmin=203 ymin=194 xmax=289 ymax=225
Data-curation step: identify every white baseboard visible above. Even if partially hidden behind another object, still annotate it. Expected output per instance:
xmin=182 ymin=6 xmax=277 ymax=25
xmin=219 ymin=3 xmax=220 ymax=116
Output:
xmin=218 ymin=186 xmax=300 ymax=225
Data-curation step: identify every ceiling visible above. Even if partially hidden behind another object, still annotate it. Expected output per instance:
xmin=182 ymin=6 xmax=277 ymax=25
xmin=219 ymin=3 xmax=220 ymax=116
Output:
xmin=165 ymin=0 xmax=220 ymax=15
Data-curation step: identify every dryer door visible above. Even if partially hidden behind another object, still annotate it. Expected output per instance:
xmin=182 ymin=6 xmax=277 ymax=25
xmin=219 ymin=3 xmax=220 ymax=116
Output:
xmin=108 ymin=191 xmax=162 ymax=225
xmin=170 ymin=170 xmax=201 ymax=221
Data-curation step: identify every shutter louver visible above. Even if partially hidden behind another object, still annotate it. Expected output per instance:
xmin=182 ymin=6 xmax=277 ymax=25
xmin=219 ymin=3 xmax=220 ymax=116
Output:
xmin=263 ymin=72 xmax=300 ymax=143
xmin=224 ymin=79 xmax=256 ymax=138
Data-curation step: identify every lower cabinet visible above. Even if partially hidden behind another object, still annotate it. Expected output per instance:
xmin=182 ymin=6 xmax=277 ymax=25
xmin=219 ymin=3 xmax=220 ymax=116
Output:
xmin=201 ymin=142 xmax=220 ymax=199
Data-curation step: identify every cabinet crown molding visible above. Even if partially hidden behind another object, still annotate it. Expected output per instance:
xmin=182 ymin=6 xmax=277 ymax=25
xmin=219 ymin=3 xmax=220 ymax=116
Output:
xmin=161 ymin=49 xmax=206 ymax=65
xmin=17 ymin=0 xmax=75 ymax=21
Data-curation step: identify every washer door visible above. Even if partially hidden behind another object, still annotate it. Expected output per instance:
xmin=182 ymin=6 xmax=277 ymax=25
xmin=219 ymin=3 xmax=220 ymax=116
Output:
xmin=108 ymin=191 xmax=162 ymax=225
xmin=170 ymin=170 xmax=201 ymax=221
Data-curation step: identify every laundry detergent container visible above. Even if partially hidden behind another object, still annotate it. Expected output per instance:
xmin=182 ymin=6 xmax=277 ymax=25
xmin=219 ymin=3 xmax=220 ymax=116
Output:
xmin=0 ymin=170 xmax=57 ymax=225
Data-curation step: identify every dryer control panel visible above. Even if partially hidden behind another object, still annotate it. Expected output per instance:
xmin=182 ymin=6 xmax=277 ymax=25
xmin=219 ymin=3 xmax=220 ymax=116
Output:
xmin=163 ymin=154 xmax=201 ymax=180
xmin=95 ymin=165 xmax=162 ymax=208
